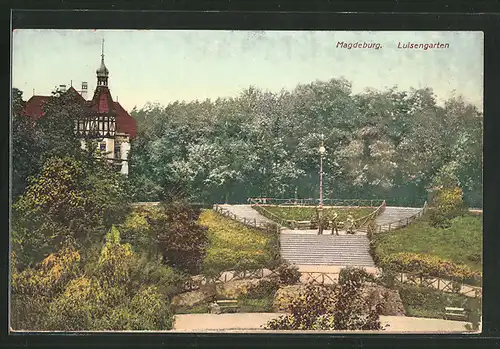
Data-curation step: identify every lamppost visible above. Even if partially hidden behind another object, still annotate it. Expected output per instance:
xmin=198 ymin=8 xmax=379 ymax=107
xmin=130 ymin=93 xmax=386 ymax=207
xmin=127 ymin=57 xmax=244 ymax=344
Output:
xmin=318 ymin=135 xmax=326 ymax=234
xmin=319 ymin=135 xmax=326 ymax=208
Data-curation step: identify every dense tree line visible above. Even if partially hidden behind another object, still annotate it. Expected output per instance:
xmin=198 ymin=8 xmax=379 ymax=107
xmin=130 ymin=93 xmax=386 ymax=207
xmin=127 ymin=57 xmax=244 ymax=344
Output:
xmin=127 ymin=78 xmax=483 ymax=207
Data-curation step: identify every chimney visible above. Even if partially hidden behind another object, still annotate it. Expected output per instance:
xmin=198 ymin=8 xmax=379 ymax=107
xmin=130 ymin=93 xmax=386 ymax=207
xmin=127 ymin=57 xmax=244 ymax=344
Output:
xmin=59 ymin=84 xmax=67 ymax=93
xmin=81 ymin=81 xmax=88 ymax=100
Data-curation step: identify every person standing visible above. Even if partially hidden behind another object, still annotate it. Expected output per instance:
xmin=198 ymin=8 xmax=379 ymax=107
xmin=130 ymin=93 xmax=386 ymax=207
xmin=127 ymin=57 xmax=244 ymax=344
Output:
xmin=331 ymin=211 xmax=339 ymax=235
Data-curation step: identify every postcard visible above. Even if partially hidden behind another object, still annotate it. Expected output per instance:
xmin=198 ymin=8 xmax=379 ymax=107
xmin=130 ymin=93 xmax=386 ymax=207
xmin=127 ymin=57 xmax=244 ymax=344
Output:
xmin=10 ymin=29 xmax=483 ymax=333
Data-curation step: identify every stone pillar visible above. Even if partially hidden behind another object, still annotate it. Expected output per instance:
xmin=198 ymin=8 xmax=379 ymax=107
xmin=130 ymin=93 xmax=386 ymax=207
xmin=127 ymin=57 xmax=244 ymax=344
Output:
xmin=120 ymin=139 xmax=130 ymax=175
xmin=106 ymin=137 xmax=115 ymax=159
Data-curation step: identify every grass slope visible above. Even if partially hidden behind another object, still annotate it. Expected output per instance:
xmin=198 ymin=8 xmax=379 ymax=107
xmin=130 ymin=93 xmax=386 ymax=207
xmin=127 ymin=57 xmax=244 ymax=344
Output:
xmin=254 ymin=206 xmax=374 ymax=223
xmin=397 ymin=284 xmax=472 ymax=319
xmin=199 ymin=210 xmax=278 ymax=275
xmin=372 ymin=215 xmax=482 ymax=271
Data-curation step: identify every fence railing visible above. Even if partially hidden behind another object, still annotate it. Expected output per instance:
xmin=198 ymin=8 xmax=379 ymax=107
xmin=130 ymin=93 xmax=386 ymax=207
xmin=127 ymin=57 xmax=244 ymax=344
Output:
xmin=353 ymin=200 xmax=387 ymax=230
xmin=248 ymin=197 xmax=384 ymax=208
xmin=249 ymin=198 xmax=385 ymax=231
xmin=213 ymin=204 xmax=281 ymax=231
xmin=372 ymin=201 xmax=427 ymax=234
xmin=397 ymin=272 xmax=482 ymax=298
xmin=180 ymin=268 xmax=341 ymax=292
xmin=180 ymin=267 xmax=482 ymax=299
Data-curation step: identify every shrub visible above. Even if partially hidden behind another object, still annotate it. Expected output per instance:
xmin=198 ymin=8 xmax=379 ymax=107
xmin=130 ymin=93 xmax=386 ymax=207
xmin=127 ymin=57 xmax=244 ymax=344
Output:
xmin=11 ymin=228 xmax=176 ymax=331
xmin=12 ymin=155 xmax=130 ymax=268
xmin=148 ymin=200 xmax=209 ymax=274
xmin=380 ymin=252 xmax=481 ymax=285
xmin=264 ymin=283 xmax=337 ymax=330
xmin=334 ymin=267 xmax=383 ymax=331
xmin=429 ymin=186 xmax=467 ymax=228
xmin=11 ymin=245 xmax=81 ymax=330
xmin=273 ymin=261 xmax=301 ymax=285
xmin=397 ymin=283 xmax=470 ymax=319
xmin=264 ymin=267 xmax=383 ymax=331
xmin=244 ymin=278 xmax=280 ymax=299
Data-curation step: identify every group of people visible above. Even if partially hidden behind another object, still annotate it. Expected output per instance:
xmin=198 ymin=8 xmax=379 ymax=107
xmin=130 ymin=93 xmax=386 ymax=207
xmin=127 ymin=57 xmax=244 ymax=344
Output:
xmin=316 ymin=210 xmax=356 ymax=235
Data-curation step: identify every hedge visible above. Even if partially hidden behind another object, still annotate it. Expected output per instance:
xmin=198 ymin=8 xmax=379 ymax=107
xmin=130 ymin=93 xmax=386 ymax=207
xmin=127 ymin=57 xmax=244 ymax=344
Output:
xmin=379 ymin=252 xmax=482 ymax=286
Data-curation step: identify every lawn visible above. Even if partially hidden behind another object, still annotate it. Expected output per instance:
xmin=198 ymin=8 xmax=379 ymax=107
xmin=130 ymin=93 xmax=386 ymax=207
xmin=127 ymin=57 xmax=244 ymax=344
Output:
xmin=253 ymin=206 xmax=375 ymax=225
xmin=199 ymin=210 xmax=279 ymax=275
xmin=397 ymin=283 xmax=476 ymax=320
xmin=372 ymin=214 xmax=482 ymax=272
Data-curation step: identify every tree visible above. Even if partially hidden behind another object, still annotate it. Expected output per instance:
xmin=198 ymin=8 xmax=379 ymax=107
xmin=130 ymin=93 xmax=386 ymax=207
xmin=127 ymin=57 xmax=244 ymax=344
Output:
xmin=12 ymin=155 xmax=130 ymax=268
xmin=11 ymin=227 xmax=175 ymax=331
xmin=147 ymin=200 xmax=209 ymax=274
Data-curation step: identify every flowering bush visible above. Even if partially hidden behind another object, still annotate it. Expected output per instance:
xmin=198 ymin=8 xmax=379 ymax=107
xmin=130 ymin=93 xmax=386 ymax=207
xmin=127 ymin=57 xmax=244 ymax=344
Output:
xmin=200 ymin=210 xmax=278 ymax=275
xmin=380 ymin=252 xmax=481 ymax=285
xmin=429 ymin=186 xmax=467 ymax=228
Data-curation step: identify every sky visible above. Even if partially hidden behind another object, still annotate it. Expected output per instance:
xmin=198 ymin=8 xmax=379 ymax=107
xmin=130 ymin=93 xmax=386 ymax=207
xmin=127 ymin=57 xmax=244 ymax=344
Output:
xmin=12 ymin=30 xmax=483 ymax=112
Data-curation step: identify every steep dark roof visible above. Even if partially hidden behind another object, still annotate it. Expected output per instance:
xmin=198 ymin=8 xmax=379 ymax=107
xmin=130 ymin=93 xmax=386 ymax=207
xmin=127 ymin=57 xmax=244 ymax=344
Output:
xmin=23 ymin=95 xmax=50 ymax=120
xmin=90 ymin=86 xmax=115 ymax=113
xmin=23 ymin=88 xmax=136 ymax=139
xmin=114 ymin=101 xmax=137 ymax=139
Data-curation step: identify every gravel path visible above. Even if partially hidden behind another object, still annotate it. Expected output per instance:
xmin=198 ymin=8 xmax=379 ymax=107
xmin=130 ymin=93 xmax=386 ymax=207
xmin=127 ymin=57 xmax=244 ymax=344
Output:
xmin=172 ymin=313 xmax=474 ymax=333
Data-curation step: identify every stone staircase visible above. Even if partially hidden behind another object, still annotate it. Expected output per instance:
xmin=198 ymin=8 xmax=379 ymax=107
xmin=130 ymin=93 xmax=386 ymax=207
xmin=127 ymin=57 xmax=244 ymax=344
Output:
xmin=213 ymin=203 xmax=425 ymax=268
xmin=280 ymin=234 xmax=375 ymax=267
xmin=374 ymin=206 xmax=424 ymax=232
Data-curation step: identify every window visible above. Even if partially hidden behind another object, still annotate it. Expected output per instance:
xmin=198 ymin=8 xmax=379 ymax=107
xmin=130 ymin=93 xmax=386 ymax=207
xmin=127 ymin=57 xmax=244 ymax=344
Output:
xmin=114 ymin=143 xmax=121 ymax=159
xmin=100 ymin=142 xmax=106 ymax=152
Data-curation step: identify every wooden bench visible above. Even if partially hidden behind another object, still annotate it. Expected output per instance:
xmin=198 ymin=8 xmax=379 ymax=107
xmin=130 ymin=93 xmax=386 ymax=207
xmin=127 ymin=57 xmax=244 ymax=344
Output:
xmin=217 ymin=299 xmax=239 ymax=313
xmin=295 ymin=221 xmax=312 ymax=230
xmin=444 ymin=307 xmax=468 ymax=321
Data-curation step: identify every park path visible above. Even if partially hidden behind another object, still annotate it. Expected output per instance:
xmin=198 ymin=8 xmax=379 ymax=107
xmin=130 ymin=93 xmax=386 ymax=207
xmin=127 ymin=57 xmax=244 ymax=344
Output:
xmin=172 ymin=313 xmax=474 ymax=333
xmin=374 ymin=206 xmax=424 ymax=232
xmin=216 ymin=204 xmax=276 ymax=226
xmin=216 ymin=204 xmax=426 ymax=268
xmin=212 ymin=203 xmax=481 ymax=298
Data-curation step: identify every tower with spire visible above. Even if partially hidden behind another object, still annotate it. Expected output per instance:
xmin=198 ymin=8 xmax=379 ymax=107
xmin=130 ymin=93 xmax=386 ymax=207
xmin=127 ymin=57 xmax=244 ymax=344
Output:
xmin=22 ymin=38 xmax=137 ymax=175
xmin=96 ymin=39 xmax=109 ymax=87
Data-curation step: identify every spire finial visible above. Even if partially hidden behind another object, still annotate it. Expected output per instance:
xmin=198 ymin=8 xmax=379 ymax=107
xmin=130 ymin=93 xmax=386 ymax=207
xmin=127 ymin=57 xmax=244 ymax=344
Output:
xmin=96 ymin=39 xmax=109 ymax=86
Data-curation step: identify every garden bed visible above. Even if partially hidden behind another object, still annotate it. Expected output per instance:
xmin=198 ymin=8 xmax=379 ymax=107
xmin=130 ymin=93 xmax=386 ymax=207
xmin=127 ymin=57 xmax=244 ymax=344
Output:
xmin=371 ymin=214 xmax=482 ymax=273
xmin=199 ymin=210 xmax=280 ymax=276
xmin=396 ymin=284 xmax=473 ymax=320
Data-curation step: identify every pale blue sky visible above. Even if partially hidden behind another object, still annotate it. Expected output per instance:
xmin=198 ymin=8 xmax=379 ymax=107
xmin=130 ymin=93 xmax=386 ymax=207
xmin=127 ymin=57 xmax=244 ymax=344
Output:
xmin=12 ymin=30 xmax=483 ymax=112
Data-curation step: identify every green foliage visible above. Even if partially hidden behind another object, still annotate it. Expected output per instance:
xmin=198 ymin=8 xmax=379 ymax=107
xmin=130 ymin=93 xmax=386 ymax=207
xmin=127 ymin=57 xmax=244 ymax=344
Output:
xmin=333 ymin=268 xmax=382 ymax=331
xmin=11 ymin=228 xmax=176 ymax=331
xmin=273 ymin=261 xmax=301 ymax=285
xmin=12 ymin=155 xmax=130 ymax=268
xmin=397 ymin=284 xmax=471 ymax=319
xmin=465 ymin=297 xmax=482 ymax=331
xmin=264 ymin=267 xmax=383 ymax=331
xmin=380 ymin=252 xmax=481 ymax=285
xmin=11 ymin=88 xmax=93 ymax=202
xmin=127 ymin=82 xmax=482 ymax=207
xmin=243 ymin=278 xmax=281 ymax=300
xmin=147 ymin=200 xmax=209 ymax=274
xmin=200 ymin=210 xmax=279 ymax=276
xmin=371 ymin=214 xmax=482 ymax=273
xmin=429 ymin=186 xmax=467 ymax=228
xmin=238 ymin=297 xmax=274 ymax=313
xmin=129 ymin=254 xmax=188 ymax=298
